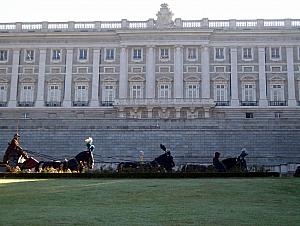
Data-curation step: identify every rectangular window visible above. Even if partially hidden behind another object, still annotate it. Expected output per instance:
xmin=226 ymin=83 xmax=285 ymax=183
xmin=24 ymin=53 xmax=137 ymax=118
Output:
xmin=243 ymin=48 xmax=252 ymax=60
xmin=270 ymin=47 xmax=280 ymax=60
xmin=159 ymin=84 xmax=170 ymax=99
xmin=103 ymin=85 xmax=115 ymax=102
xmin=274 ymin=112 xmax=281 ymax=118
xmin=131 ymin=85 xmax=142 ymax=99
xmin=0 ymin=84 xmax=7 ymax=102
xmin=271 ymin=84 xmax=284 ymax=101
xmin=215 ymin=48 xmax=225 ymax=60
xmin=78 ymin=49 xmax=88 ymax=61
xmin=132 ymin=48 xmax=142 ymax=61
xmin=47 ymin=84 xmax=61 ymax=102
xmin=246 ymin=112 xmax=254 ymax=118
xmin=52 ymin=49 xmax=61 ymax=61
xmin=243 ymin=84 xmax=256 ymax=101
xmin=75 ymin=84 xmax=88 ymax=102
xmin=25 ymin=50 xmax=34 ymax=62
xmin=187 ymin=48 xmax=197 ymax=60
xmin=186 ymin=84 xmax=198 ymax=98
xmin=105 ymin=49 xmax=115 ymax=61
xmin=20 ymin=84 xmax=34 ymax=102
xmin=160 ymin=48 xmax=169 ymax=60
xmin=215 ymin=84 xmax=227 ymax=101
xmin=0 ymin=50 xmax=8 ymax=62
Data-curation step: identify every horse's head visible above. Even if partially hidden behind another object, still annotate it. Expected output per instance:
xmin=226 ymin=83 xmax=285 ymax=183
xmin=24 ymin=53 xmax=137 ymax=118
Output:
xmin=154 ymin=150 xmax=175 ymax=172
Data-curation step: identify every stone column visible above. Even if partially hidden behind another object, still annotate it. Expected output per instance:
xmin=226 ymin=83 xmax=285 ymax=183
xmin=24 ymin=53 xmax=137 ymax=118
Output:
xmin=230 ymin=47 xmax=239 ymax=106
xmin=90 ymin=49 xmax=100 ymax=107
xmin=258 ymin=47 xmax=268 ymax=107
xmin=35 ymin=48 xmax=47 ymax=107
xmin=119 ymin=46 xmax=128 ymax=99
xmin=286 ymin=47 xmax=297 ymax=106
xmin=201 ymin=46 xmax=210 ymax=99
xmin=146 ymin=46 xmax=155 ymax=99
xmin=174 ymin=45 xmax=183 ymax=98
xmin=8 ymin=49 xmax=20 ymax=107
xmin=63 ymin=48 xmax=73 ymax=107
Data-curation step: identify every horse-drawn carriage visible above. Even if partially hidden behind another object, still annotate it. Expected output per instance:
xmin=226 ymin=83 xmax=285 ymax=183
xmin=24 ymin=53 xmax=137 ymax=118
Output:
xmin=117 ymin=144 xmax=175 ymax=173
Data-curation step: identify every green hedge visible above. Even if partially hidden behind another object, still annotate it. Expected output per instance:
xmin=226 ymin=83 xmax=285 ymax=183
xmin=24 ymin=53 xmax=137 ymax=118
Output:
xmin=0 ymin=171 xmax=280 ymax=179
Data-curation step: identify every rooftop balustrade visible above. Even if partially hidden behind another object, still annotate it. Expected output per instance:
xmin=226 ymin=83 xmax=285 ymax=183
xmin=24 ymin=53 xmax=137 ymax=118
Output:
xmin=0 ymin=18 xmax=300 ymax=33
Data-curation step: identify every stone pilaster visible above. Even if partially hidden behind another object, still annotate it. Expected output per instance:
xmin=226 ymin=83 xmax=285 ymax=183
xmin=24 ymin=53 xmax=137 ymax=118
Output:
xmin=201 ymin=46 xmax=210 ymax=99
xmin=90 ymin=49 xmax=100 ymax=107
xmin=8 ymin=49 xmax=20 ymax=107
xmin=146 ymin=46 xmax=155 ymax=99
xmin=63 ymin=48 xmax=73 ymax=107
xmin=35 ymin=48 xmax=47 ymax=107
xmin=286 ymin=47 xmax=297 ymax=106
xmin=119 ymin=46 xmax=128 ymax=99
xmin=174 ymin=45 xmax=183 ymax=98
xmin=258 ymin=47 xmax=268 ymax=107
xmin=230 ymin=47 xmax=239 ymax=106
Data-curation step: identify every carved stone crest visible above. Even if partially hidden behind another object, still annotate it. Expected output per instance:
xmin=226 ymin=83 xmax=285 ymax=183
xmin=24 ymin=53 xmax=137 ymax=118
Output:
xmin=156 ymin=3 xmax=174 ymax=28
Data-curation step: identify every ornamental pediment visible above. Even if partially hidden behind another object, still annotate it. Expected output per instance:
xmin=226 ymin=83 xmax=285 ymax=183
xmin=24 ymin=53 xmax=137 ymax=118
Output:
xmin=46 ymin=76 xmax=64 ymax=83
xmin=73 ymin=76 xmax=90 ymax=82
xmin=0 ymin=78 xmax=8 ymax=83
xmin=128 ymin=75 xmax=145 ymax=82
xmin=156 ymin=76 xmax=173 ymax=82
xmin=101 ymin=76 xmax=117 ymax=82
xmin=184 ymin=75 xmax=200 ymax=82
xmin=212 ymin=75 xmax=229 ymax=81
xmin=269 ymin=75 xmax=286 ymax=82
xmin=19 ymin=76 xmax=36 ymax=83
xmin=240 ymin=74 xmax=258 ymax=81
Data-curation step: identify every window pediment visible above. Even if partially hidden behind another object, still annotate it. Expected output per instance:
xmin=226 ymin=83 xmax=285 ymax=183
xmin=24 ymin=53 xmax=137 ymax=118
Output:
xmin=73 ymin=77 xmax=90 ymax=82
xmin=101 ymin=76 xmax=117 ymax=82
xmin=0 ymin=78 xmax=8 ymax=83
xmin=46 ymin=76 xmax=63 ymax=83
xmin=212 ymin=75 xmax=229 ymax=82
xmin=19 ymin=76 xmax=35 ymax=83
xmin=128 ymin=76 xmax=145 ymax=82
xmin=156 ymin=76 xmax=172 ymax=82
xmin=184 ymin=75 xmax=200 ymax=82
xmin=269 ymin=75 xmax=285 ymax=83
xmin=240 ymin=74 xmax=257 ymax=81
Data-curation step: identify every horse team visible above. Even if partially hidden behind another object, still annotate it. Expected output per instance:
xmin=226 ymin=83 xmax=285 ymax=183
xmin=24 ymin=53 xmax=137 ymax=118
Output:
xmin=2 ymin=142 xmax=248 ymax=173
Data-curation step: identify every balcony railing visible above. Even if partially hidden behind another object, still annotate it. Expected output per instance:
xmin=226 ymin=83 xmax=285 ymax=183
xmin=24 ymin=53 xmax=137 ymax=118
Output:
xmin=72 ymin=101 xmax=89 ymax=107
xmin=18 ymin=101 xmax=34 ymax=107
xmin=0 ymin=101 xmax=7 ymax=107
xmin=114 ymin=98 xmax=215 ymax=107
xmin=240 ymin=101 xmax=259 ymax=106
xmin=269 ymin=101 xmax=287 ymax=106
xmin=0 ymin=18 xmax=299 ymax=33
xmin=100 ymin=101 xmax=114 ymax=107
xmin=45 ymin=101 xmax=62 ymax=107
xmin=215 ymin=101 xmax=230 ymax=106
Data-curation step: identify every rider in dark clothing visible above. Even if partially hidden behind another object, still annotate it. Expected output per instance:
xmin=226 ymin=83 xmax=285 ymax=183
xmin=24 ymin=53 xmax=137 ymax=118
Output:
xmin=213 ymin=152 xmax=226 ymax=172
xmin=3 ymin=134 xmax=28 ymax=167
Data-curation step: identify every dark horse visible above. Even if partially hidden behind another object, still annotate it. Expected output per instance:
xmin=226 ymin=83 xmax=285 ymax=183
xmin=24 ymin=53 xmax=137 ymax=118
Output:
xmin=36 ymin=150 xmax=94 ymax=172
xmin=64 ymin=150 xmax=94 ymax=172
xmin=117 ymin=144 xmax=175 ymax=173
xmin=221 ymin=150 xmax=248 ymax=172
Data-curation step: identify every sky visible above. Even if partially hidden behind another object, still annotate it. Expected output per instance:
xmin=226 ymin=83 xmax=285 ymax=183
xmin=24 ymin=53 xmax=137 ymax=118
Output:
xmin=0 ymin=0 xmax=299 ymax=23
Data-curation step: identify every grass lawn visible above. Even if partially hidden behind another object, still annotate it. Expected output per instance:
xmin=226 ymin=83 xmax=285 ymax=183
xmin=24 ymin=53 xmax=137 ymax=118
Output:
xmin=0 ymin=178 xmax=300 ymax=226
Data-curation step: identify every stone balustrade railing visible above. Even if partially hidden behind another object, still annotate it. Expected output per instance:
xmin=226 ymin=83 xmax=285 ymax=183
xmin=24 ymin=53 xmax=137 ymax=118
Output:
xmin=114 ymin=98 xmax=215 ymax=107
xmin=0 ymin=18 xmax=300 ymax=33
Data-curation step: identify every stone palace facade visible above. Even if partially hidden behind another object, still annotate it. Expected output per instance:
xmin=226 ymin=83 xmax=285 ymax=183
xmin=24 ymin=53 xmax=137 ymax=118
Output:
xmin=0 ymin=4 xmax=300 ymax=120
xmin=1 ymin=4 xmax=300 ymax=167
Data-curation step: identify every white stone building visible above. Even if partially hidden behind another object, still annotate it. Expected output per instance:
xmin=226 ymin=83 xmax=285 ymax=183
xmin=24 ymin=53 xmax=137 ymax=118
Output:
xmin=1 ymin=4 xmax=300 ymax=120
